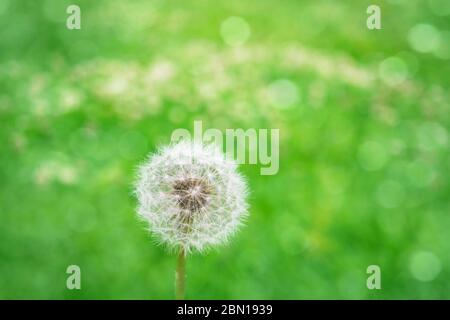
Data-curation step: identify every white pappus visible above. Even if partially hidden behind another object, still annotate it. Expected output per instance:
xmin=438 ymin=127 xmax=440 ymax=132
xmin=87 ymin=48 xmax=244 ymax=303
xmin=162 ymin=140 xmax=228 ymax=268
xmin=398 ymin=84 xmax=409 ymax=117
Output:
xmin=135 ymin=140 xmax=249 ymax=254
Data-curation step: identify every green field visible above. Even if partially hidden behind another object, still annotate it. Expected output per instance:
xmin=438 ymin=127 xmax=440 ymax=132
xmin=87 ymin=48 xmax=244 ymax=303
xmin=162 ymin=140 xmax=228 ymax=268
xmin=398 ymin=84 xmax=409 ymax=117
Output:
xmin=0 ymin=0 xmax=449 ymax=299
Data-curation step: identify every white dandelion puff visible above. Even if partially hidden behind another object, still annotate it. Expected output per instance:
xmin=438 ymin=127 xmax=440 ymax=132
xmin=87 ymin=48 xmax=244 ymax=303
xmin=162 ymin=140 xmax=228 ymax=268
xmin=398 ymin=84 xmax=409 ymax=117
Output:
xmin=135 ymin=140 xmax=249 ymax=254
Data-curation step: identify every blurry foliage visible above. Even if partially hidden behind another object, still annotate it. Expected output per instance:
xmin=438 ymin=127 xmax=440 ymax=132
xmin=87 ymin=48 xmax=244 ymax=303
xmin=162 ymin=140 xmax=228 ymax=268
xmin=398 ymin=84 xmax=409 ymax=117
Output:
xmin=0 ymin=0 xmax=449 ymax=298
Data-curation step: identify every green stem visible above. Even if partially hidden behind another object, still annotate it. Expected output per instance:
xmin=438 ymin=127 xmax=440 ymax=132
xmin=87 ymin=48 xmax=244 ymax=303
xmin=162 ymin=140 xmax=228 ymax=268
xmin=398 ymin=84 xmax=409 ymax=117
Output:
xmin=175 ymin=247 xmax=186 ymax=300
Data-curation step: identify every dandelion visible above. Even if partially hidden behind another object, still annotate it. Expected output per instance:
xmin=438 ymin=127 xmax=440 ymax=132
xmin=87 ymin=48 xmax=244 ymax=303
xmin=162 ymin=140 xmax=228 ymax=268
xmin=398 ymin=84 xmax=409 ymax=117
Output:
xmin=135 ymin=140 xmax=248 ymax=299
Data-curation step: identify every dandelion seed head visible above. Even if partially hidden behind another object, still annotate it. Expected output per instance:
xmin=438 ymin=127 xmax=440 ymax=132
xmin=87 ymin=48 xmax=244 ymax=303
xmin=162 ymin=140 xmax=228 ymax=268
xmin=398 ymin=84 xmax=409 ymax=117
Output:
xmin=135 ymin=140 xmax=248 ymax=253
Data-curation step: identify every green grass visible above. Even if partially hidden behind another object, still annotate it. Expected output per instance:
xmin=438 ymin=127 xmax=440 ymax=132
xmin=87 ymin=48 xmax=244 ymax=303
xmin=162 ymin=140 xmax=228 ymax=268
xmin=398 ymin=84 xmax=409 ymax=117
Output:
xmin=0 ymin=0 xmax=449 ymax=299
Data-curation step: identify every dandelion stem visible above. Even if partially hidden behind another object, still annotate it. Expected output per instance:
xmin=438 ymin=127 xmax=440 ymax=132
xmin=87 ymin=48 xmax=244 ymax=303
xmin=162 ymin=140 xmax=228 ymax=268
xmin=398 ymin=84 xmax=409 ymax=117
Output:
xmin=175 ymin=247 xmax=186 ymax=300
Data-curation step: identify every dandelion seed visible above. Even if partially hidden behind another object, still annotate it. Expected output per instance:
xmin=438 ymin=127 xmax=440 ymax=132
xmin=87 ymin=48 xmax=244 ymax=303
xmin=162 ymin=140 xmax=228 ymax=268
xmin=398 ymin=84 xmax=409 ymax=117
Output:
xmin=134 ymin=140 xmax=249 ymax=299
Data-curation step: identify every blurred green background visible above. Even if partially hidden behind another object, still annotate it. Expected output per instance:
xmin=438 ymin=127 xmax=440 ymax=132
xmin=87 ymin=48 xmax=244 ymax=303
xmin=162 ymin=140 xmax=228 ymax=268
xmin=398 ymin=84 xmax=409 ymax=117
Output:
xmin=0 ymin=0 xmax=449 ymax=299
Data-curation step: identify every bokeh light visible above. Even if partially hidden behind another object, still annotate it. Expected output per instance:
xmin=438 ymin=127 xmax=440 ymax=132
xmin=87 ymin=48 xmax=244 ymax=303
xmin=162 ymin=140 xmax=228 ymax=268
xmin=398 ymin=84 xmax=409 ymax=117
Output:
xmin=409 ymin=251 xmax=442 ymax=282
xmin=407 ymin=24 xmax=441 ymax=53
xmin=220 ymin=16 xmax=251 ymax=47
